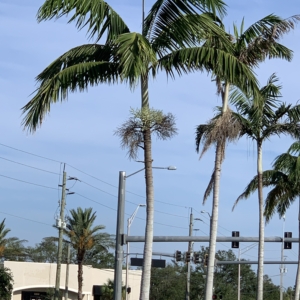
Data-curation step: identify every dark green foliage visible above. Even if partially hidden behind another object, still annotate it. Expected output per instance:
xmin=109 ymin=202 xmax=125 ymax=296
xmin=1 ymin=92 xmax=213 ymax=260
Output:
xmin=0 ymin=267 xmax=13 ymax=300
xmin=149 ymin=247 xmax=292 ymax=300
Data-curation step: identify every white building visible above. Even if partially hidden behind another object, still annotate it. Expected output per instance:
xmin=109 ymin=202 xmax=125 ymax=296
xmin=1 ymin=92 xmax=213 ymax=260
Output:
xmin=4 ymin=261 xmax=141 ymax=300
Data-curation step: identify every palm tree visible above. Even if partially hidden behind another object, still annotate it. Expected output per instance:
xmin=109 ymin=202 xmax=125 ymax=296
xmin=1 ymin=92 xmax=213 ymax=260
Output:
xmin=21 ymin=2 xmax=260 ymax=300
xmin=230 ymin=75 xmax=300 ymax=300
xmin=237 ymin=141 xmax=300 ymax=300
xmin=0 ymin=219 xmax=27 ymax=261
xmin=0 ymin=219 xmax=10 ymax=257
xmin=64 ymin=207 xmax=113 ymax=300
xmin=101 ymin=279 xmax=126 ymax=300
xmin=195 ymin=15 xmax=299 ymax=300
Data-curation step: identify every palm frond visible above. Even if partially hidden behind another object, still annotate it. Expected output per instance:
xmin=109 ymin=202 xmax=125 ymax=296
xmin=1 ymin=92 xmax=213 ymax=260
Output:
xmin=22 ymin=44 xmax=121 ymax=132
xmin=232 ymin=170 xmax=281 ymax=210
xmin=37 ymin=0 xmax=130 ymax=42
xmin=144 ymin=0 xmax=226 ymax=38
xmin=116 ymin=33 xmax=157 ymax=86
xmin=203 ymin=170 xmax=215 ymax=204
xmin=157 ymin=46 xmax=259 ymax=96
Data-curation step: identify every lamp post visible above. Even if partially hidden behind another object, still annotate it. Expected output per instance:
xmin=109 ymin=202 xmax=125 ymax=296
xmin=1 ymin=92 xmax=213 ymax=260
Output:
xmin=280 ymin=215 xmax=286 ymax=300
xmin=113 ymin=165 xmax=176 ymax=300
xmin=126 ymin=204 xmax=146 ymax=300
xmin=237 ymin=242 xmax=258 ymax=300
xmin=186 ymin=215 xmax=202 ymax=300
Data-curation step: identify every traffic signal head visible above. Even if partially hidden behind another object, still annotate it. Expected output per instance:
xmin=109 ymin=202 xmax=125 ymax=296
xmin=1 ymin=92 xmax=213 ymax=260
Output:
xmin=204 ymin=254 xmax=208 ymax=267
xmin=186 ymin=251 xmax=191 ymax=263
xmin=175 ymin=250 xmax=182 ymax=262
xmin=194 ymin=252 xmax=201 ymax=264
xmin=212 ymin=295 xmax=217 ymax=299
xmin=232 ymin=231 xmax=240 ymax=248
xmin=284 ymin=232 xmax=292 ymax=249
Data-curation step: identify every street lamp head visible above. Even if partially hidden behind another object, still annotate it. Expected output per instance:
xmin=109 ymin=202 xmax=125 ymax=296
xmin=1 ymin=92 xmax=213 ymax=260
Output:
xmin=139 ymin=204 xmax=146 ymax=207
xmin=167 ymin=166 xmax=177 ymax=170
xmin=194 ymin=218 xmax=203 ymax=222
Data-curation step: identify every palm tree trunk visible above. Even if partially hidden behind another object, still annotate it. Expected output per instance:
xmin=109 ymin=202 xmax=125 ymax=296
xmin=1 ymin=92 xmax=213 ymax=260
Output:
xmin=77 ymin=253 xmax=84 ymax=300
xmin=294 ymin=197 xmax=300 ymax=300
xmin=205 ymin=141 xmax=222 ymax=300
xmin=205 ymin=82 xmax=230 ymax=300
xmin=256 ymin=140 xmax=264 ymax=300
xmin=139 ymin=71 xmax=154 ymax=300
xmin=140 ymin=127 xmax=154 ymax=300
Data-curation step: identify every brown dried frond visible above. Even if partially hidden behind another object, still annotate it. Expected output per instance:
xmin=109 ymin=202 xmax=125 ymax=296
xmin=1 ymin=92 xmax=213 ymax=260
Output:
xmin=200 ymin=109 xmax=242 ymax=161
xmin=114 ymin=118 xmax=144 ymax=160
xmin=115 ymin=108 xmax=177 ymax=160
xmin=151 ymin=113 xmax=177 ymax=140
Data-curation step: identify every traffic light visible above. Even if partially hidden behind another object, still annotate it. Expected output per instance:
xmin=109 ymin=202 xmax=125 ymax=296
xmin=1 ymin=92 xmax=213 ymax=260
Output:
xmin=284 ymin=232 xmax=292 ymax=249
xmin=204 ymin=254 xmax=208 ymax=267
xmin=219 ymin=295 xmax=223 ymax=299
xmin=186 ymin=251 xmax=191 ymax=263
xmin=212 ymin=295 xmax=217 ymax=299
xmin=232 ymin=231 xmax=240 ymax=248
xmin=175 ymin=250 xmax=182 ymax=262
xmin=194 ymin=252 xmax=201 ymax=264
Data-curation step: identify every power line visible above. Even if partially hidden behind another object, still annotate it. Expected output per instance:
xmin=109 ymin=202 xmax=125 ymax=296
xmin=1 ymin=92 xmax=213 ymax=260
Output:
xmin=0 ymin=156 xmax=60 ymax=175
xmin=75 ymin=193 xmax=117 ymax=212
xmin=0 ymin=143 xmax=62 ymax=163
xmin=0 ymin=174 xmax=58 ymax=190
xmin=79 ymin=181 xmax=188 ymax=219
xmin=0 ymin=211 xmax=53 ymax=227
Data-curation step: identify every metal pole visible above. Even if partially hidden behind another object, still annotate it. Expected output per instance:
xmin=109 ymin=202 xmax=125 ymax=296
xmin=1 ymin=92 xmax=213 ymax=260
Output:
xmin=113 ymin=171 xmax=126 ymax=300
xmin=238 ymin=249 xmax=241 ymax=300
xmin=125 ymin=220 xmax=130 ymax=300
xmin=55 ymin=165 xmax=66 ymax=300
xmin=65 ymin=242 xmax=70 ymax=300
xmin=186 ymin=210 xmax=193 ymax=300
xmin=280 ymin=215 xmax=285 ymax=300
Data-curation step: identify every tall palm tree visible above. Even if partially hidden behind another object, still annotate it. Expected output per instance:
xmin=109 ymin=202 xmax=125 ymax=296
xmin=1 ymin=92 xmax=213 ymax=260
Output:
xmin=230 ymin=75 xmax=300 ymax=300
xmin=196 ymin=15 xmax=300 ymax=299
xmin=237 ymin=141 xmax=300 ymax=300
xmin=21 ymin=2 xmax=260 ymax=300
xmin=195 ymin=15 xmax=299 ymax=300
xmin=64 ymin=207 xmax=113 ymax=300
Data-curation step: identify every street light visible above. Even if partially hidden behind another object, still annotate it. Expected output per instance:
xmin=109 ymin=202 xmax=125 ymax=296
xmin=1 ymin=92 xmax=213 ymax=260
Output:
xmin=126 ymin=204 xmax=146 ymax=300
xmin=113 ymin=165 xmax=176 ymax=300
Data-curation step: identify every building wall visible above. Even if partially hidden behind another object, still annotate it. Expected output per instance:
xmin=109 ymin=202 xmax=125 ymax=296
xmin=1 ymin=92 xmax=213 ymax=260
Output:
xmin=4 ymin=261 xmax=141 ymax=300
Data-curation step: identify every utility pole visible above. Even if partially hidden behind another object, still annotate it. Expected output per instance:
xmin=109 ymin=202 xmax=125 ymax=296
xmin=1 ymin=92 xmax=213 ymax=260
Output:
xmin=186 ymin=209 xmax=193 ymax=300
xmin=55 ymin=165 xmax=67 ymax=300
xmin=113 ymin=171 xmax=126 ymax=300
xmin=65 ymin=242 xmax=70 ymax=300
xmin=280 ymin=215 xmax=286 ymax=300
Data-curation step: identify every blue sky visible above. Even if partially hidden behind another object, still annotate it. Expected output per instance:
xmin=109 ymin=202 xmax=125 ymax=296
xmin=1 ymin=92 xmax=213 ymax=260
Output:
xmin=1 ymin=0 xmax=300 ymax=290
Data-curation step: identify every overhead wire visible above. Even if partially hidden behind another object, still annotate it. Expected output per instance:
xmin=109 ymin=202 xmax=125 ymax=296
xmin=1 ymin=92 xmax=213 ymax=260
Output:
xmin=0 ymin=210 xmax=53 ymax=227
xmin=0 ymin=156 xmax=60 ymax=175
xmin=0 ymin=143 xmax=62 ymax=163
xmin=0 ymin=174 xmax=58 ymax=190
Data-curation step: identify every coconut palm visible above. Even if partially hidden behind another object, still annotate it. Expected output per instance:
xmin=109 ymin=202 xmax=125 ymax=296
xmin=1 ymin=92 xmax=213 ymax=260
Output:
xmin=237 ymin=141 xmax=300 ymax=300
xmin=195 ymin=14 xmax=299 ymax=300
xmin=64 ymin=207 xmax=113 ymax=300
xmin=229 ymin=75 xmax=300 ymax=300
xmin=21 ymin=2 xmax=261 ymax=300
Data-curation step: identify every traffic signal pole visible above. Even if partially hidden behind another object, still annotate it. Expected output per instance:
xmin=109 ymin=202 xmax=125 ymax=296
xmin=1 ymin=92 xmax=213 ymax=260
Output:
xmin=186 ymin=210 xmax=193 ymax=300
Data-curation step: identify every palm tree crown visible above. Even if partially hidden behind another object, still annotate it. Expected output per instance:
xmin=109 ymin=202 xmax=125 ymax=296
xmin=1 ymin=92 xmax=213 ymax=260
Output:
xmin=65 ymin=207 xmax=112 ymax=300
